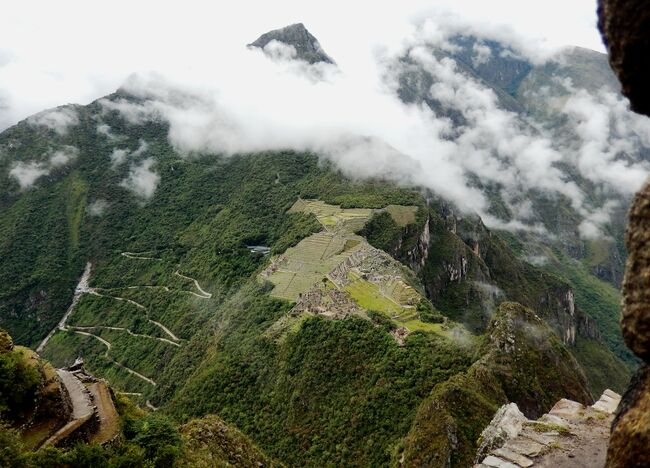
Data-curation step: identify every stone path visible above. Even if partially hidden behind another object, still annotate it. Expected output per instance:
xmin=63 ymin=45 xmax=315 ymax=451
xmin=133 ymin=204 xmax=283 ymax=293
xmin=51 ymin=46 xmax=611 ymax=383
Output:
xmin=475 ymin=390 xmax=621 ymax=468
xmin=88 ymin=381 xmax=120 ymax=444
xmin=41 ymin=370 xmax=94 ymax=447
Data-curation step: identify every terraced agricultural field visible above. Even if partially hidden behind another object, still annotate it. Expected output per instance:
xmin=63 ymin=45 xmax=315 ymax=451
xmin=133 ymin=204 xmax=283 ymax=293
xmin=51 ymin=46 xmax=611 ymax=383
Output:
xmin=265 ymin=199 xmax=376 ymax=300
xmin=265 ymin=232 xmax=362 ymax=300
xmin=383 ymin=205 xmax=418 ymax=226
xmin=288 ymin=199 xmax=373 ymax=233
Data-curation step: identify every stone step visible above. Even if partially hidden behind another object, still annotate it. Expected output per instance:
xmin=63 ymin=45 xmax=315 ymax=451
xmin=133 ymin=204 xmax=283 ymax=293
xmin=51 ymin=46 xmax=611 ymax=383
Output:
xmin=493 ymin=447 xmax=533 ymax=467
xmin=482 ymin=455 xmax=520 ymax=468
xmin=502 ymin=437 xmax=546 ymax=458
xmin=591 ymin=388 xmax=621 ymax=414
xmin=548 ymin=398 xmax=585 ymax=419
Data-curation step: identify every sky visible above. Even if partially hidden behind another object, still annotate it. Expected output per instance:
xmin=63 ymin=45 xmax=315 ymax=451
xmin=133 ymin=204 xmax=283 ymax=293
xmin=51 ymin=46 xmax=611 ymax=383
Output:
xmin=0 ymin=0 xmax=604 ymax=130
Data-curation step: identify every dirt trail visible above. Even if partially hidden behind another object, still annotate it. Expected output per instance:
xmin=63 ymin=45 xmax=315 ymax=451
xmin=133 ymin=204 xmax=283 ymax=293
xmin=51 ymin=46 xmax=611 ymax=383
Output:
xmin=67 ymin=330 xmax=156 ymax=386
xmin=37 ymin=263 xmax=92 ymax=353
xmin=71 ymin=326 xmax=180 ymax=347
xmin=121 ymin=251 xmax=160 ymax=260
xmin=146 ymin=400 xmax=158 ymax=411
xmin=125 ymin=284 xmax=207 ymax=299
xmin=147 ymin=320 xmax=180 ymax=342
xmin=88 ymin=290 xmax=180 ymax=342
xmin=71 ymin=329 xmax=112 ymax=351
xmin=174 ymin=270 xmax=212 ymax=298
xmin=112 ymin=361 xmax=157 ymax=386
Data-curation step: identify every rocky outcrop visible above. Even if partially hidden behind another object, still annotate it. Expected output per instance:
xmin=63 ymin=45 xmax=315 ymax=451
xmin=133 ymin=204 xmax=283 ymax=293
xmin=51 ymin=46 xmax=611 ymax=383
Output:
xmin=620 ymin=185 xmax=650 ymax=361
xmin=598 ymin=0 xmax=650 ymax=115
xmin=403 ymin=215 xmax=431 ymax=272
xmin=178 ymin=414 xmax=281 ymax=467
xmin=399 ymin=302 xmax=593 ymax=467
xmin=607 ymin=364 xmax=650 ymax=467
xmin=248 ymin=23 xmax=335 ymax=64
xmin=598 ymin=3 xmax=650 ymax=466
xmin=475 ymin=389 xmax=621 ymax=467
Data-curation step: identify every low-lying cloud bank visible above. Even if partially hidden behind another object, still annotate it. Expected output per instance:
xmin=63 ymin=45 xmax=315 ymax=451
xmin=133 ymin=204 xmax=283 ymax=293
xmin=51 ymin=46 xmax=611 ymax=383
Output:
xmin=9 ymin=145 xmax=78 ymax=189
xmin=94 ymin=16 xmax=649 ymax=239
xmin=119 ymin=157 xmax=159 ymax=201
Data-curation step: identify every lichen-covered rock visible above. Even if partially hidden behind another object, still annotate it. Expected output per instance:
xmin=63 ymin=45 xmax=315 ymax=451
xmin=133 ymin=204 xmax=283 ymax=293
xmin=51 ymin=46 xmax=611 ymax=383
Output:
xmin=607 ymin=364 xmax=650 ymax=468
xmin=621 ymin=182 xmax=650 ymax=360
xmin=598 ymin=0 xmax=650 ymax=115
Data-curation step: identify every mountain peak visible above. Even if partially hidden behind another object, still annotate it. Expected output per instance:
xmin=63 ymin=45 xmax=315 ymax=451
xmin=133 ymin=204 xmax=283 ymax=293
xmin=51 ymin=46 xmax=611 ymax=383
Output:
xmin=248 ymin=23 xmax=335 ymax=64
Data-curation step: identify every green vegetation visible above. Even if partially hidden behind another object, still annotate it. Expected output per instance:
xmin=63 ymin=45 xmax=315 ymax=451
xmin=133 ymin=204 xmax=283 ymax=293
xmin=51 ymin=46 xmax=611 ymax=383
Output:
xmin=0 ymin=89 xmax=634 ymax=466
xmin=525 ymin=421 xmax=571 ymax=435
xmin=401 ymin=302 xmax=592 ymax=467
xmin=169 ymin=306 xmax=474 ymax=467
xmin=0 ymin=343 xmax=40 ymax=420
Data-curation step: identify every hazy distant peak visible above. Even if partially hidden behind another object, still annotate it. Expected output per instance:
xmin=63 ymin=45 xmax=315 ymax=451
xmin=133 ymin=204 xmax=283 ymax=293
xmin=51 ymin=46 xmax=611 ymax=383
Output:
xmin=248 ymin=23 xmax=335 ymax=64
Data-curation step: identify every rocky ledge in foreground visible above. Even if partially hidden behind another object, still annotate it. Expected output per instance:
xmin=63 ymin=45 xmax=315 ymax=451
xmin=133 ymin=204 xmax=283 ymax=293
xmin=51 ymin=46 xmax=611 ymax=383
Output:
xmin=474 ymin=389 xmax=621 ymax=468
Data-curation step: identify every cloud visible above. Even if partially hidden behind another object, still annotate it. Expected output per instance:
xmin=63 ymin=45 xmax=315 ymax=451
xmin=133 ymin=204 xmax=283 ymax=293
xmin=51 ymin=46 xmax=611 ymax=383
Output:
xmin=9 ymin=162 xmax=49 ymax=189
xmin=523 ymin=254 xmax=549 ymax=266
xmin=49 ymin=145 xmax=78 ymax=166
xmin=0 ymin=1 xmax=606 ymax=134
xmin=472 ymin=42 xmax=492 ymax=67
xmin=96 ymin=123 xmax=125 ymax=142
xmin=87 ymin=199 xmax=109 ymax=216
xmin=577 ymin=201 xmax=619 ymax=240
xmin=8 ymin=145 xmax=78 ymax=189
xmin=561 ymin=88 xmax=650 ymax=194
xmin=110 ymin=148 xmax=129 ymax=166
xmin=28 ymin=106 xmax=79 ymax=135
xmin=120 ymin=157 xmax=160 ymax=200
xmin=93 ymin=20 xmax=648 ymax=239
xmin=109 ymin=139 xmax=148 ymax=167
xmin=262 ymin=40 xmax=298 ymax=61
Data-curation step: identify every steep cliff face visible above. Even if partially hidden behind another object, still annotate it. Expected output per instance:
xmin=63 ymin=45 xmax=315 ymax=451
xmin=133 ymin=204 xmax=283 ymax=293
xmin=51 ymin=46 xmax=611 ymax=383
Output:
xmin=598 ymin=2 xmax=650 ymax=466
xmin=368 ymin=201 xmax=602 ymax=344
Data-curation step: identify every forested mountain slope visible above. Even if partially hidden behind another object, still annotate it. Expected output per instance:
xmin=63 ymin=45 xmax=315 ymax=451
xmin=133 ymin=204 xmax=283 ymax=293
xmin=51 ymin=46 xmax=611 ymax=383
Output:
xmin=0 ymin=24 xmax=640 ymax=466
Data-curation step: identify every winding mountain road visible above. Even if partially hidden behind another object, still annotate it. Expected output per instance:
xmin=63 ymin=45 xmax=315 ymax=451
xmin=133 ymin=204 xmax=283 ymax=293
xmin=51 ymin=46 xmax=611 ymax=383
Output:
xmin=87 ymin=290 xmax=181 ymax=342
xmin=71 ymin=326 xmax=180 ymax=347
xmin=174 ymin=270 xmax=212 ymax=298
